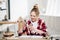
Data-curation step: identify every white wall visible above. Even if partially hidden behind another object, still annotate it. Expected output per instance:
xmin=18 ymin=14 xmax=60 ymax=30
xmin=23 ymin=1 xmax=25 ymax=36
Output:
xmin=10 ymin=0 xmax=60 ymax=21
xmin=56 ymin=0 xmax=60 ymax=16
xmin=28 ymin=0 xmax=48 ymax=15
xmin=46 ymin=0 xmax=60 ymax=16
xmin=10 ymin=0 xmax=28 ymax=21
xmin=28 ymin=0 xmax=39 ymax=14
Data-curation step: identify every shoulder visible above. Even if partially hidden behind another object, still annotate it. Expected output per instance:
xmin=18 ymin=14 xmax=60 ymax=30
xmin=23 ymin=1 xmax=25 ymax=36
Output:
xmin=38 ymin=18 xmax=45 ymax=25
xmin=26 ymin=19 xmax=31 ymax=25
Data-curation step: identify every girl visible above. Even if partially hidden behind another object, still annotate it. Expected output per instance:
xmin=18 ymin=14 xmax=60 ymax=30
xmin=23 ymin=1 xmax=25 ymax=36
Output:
xmin=17 ymin=5 xmax=47 ymax=37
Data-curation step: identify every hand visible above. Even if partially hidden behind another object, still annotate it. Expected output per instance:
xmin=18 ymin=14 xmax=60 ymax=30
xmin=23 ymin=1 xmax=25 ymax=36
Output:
xmin=31 ymin=30 xmax=36 ymax=34
xmin=28 ymin=24 xmax=35 ymax=31
xmin=34 ymin=29 xmax=46 ymax=34
xmin=17 ymin=29 xmax=23 ymax=33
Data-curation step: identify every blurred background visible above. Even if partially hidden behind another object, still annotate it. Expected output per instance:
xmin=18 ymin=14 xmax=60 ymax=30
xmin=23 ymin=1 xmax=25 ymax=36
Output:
xmin=0 ymin=0 xmax=60 ymax=39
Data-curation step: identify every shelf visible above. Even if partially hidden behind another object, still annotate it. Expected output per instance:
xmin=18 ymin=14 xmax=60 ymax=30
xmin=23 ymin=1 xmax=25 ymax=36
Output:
xmin=0 ymin=21 xmax=16 ymax=24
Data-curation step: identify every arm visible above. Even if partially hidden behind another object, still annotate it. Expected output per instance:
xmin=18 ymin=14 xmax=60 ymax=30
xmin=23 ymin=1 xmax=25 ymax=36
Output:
xmin=34 ymin=21 xmax=47 ymax=35
xmin=17 ymin=17 xmax=26 ymax=33
xmin=17 ymin=21 xmax=23 ymax=34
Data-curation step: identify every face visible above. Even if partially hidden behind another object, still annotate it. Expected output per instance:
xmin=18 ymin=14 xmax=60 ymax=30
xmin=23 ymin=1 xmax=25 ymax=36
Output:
xmin=30 ymin=11 xmax=38 ymax=22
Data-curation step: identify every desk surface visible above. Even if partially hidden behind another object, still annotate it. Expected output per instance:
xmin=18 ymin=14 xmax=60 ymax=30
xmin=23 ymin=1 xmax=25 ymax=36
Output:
xmin=3 ymin=36 xmax=50 ymax=40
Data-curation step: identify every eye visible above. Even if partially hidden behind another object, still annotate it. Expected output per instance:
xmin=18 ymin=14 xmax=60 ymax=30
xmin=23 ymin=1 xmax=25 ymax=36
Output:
xmin=30 ymin=15 xmax=32 ymax=16
xmin=33 ymin=16 xmax=35 ymax=17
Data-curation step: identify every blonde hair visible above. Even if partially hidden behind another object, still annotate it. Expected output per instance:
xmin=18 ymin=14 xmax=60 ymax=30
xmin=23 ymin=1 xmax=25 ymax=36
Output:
xmin=30 ymin=4 xmax=40 ymax=16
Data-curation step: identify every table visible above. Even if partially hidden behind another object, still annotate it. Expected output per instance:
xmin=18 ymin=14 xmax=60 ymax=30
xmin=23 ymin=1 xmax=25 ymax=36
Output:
xmin=2 ymin=36 xmax=50 ymax=40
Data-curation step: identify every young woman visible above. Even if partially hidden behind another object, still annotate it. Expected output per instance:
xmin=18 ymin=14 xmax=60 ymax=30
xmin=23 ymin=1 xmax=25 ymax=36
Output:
xmin=17 ymin=5 xmax=47 ymax=37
